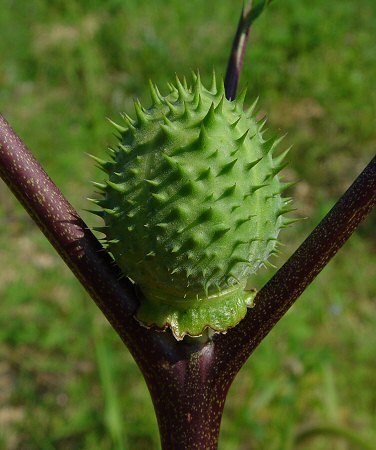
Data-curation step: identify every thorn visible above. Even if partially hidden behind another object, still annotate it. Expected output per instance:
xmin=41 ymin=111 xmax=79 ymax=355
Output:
xmin=87 ymin=153 xmax=108 ymax=168
xmin=152 ymin=193 xmax=167 ymax=203
xmin=149 ymin=80 xmax=162 ymax=105
xmin=122 ymin=114 xmax=137 ymax=133
xmin=162 ymin=153 xmax=177 ymax=168
xmin=171 ymin=242 xmax=181 ymax=253
xmin=215 ymin=94 xmax=225 ymax=113
xmin=165 ymin=99 xmax=180 ymax=115
xmin=280 ymin=180 xmax=298 ymax=193
xmin=276 ymin=207 xmax=297 ymax=218
xmin=246 ymin=97 xmax=259 ymax=117
xmin=187 ymin=251 xmax=195 ymax=261
xmin=212 ymin=226 xmax=231 ymax=241
xmin=87 ymin=153 xmax=112 ymax=173
xmin=196 ymin=167 xmax=211 ymax=181
xmin=283 ymin=197 xmax=293 ymax=206
xmin=106 ymin=180 xmax=126 ymax=193
xmin=217 ymin=184 xmax=236 ymax=200
xmin=106 ymin=146 xmax=117 ymax=156
xmin=160 ymin=123 xmax=174 ymax=138
xmin=107 ymin=239 xmax=120 ymax=245
xmin=274 ymin=146 xmax=291 ymax=165
xmin=118 ymin=143 xmax=131 ymax=155
xmin=186 ymin=267 xmax=194 ymax=278
xmin=194 ymin=93 xmax=204 ymax=112
xmin=182 ymin=100 xmax=193 ymax=121
xmin=145 ymin=179 xmax=159 ymax=187
xmin=216 ymin=158 xmax=238 ymax=176
xmin=258 ymin=117 xmax=268 ymax=132
xmin=86 ymin=197 xmax=102 ymax=206
xmin=193 ymin=70 xmax=202 ymax=101
xmin=235 ymin=215 xmax=255 ymax=229
xmin=217 ymin=78 xmax=225 ymax=98
xmin=231 ymin=256 xmax=249 ymax=264
xmin=230 ymin=116 xmax=241 ymax=129
xmin=180 ymin=180 xmax=195 ymax=196
xmin=245 ymin=157 xmax=263 ymax=171
xmin=167 ymin=82 xmax=178 ymax=95
xmin=263 ymin=161 xmax=289 ymax=181
xmin=129 ymin=167 xmax=140 ymax=176
xmin=203 ymin=102 xmax=216 ymax=126
xmin=264 ymin=260 xmax=277 ymax=269
xmin=208 ymin=149 xmax=218 ymax=158
xmin=231 ymin=239 xmax=247 ymax=251
xmin=235 ymin=85 xmax=248 ymax=111
xmin=161 ymin=113 xmax=174 ymax=127
xmin=198 ymin=208 xmax=213 ymax=222
xmin=107 ymin=118 xmax=127 ymax=134
xmin=264 ymin=134 xmax=287 ymax=154
xmin=235 ymin=128 xmax=250 ymax=146
xmin=282 ymin=217 xmax=303 ymax=226
xmin=244 ymin=184 xmax=268 ymax=199
xmin=90 ymin=181 xmax=106 ymax=190
xmin=121 ymin=112 xmax=135 ymax=126
xmin=103 ymin=207 xmax=120 ymax=217
xmin=134 ymin=99 xmax=148 ymax=126
xmin=196 ymin=123 xmax=209 ymax=148
xmin=175 ymin=74 xmax=190 ymax=100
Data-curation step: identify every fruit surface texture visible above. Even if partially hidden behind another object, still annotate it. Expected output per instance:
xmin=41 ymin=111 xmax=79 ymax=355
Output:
xmin=91 ymin=73 xmax=292 ymax=339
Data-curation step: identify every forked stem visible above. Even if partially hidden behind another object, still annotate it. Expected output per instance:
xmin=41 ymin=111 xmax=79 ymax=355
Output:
xmin=144 ymin=336 xmax=228 ymax=449
xmin=1 ymin=112 xmax=374 ymax=449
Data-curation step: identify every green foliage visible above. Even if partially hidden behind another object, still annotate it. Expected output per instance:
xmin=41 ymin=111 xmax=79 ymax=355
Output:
xmin=0 ymin=0 xmax=375 ymax=448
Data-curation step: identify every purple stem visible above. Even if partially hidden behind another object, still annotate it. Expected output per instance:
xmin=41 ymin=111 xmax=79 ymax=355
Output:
xmin=224 ymin=0 xmax=272 ymax=99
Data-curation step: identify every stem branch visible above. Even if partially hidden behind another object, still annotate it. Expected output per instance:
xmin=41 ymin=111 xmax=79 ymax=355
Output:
xmin=224 ymin=0 xmax=272 ymax=99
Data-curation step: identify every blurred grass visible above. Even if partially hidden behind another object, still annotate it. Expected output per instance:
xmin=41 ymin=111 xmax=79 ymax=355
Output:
xmin=0 ymin=0 xmax=375 ymax=449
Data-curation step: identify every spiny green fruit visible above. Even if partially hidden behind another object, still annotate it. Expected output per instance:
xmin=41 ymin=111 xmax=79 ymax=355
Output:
xmin=90 ymin=72 xmax=295 ymax=340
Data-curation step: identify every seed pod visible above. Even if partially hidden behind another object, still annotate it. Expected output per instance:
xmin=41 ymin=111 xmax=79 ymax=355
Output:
xmin=90 ymin=73 xmax=293 ymax=340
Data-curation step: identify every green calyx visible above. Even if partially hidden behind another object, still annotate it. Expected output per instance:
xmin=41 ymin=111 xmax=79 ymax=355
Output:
xmin=90 ymin=71 xmax=294 ymax=340
xmin=137 ymin=282 xmax=256 ymax=337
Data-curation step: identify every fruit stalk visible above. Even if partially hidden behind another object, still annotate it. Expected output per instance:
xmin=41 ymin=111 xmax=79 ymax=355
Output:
xmin=225 ymin=0 xmax=274 ymax=99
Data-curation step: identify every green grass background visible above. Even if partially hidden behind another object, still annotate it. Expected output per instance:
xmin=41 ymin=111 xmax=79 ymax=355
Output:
xmin=0 ymin=0 xmax=375 ymax=448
